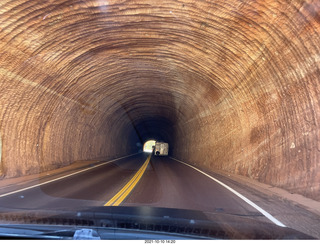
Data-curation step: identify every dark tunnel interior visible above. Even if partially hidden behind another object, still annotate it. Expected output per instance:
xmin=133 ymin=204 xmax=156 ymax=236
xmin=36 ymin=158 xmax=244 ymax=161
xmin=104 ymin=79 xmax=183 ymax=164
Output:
xmin=0 ymin=0 xmax=319 ymax=202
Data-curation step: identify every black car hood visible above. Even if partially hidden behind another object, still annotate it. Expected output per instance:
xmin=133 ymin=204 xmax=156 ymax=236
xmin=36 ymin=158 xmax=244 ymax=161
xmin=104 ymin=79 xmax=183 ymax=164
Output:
xmin=0 ymin=206 xmax=315 ymax=239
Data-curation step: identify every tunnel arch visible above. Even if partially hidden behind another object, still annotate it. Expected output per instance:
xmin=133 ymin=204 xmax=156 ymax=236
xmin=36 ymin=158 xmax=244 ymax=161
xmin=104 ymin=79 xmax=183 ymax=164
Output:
xmin=0 ymin=0 xmax=319 ymax=201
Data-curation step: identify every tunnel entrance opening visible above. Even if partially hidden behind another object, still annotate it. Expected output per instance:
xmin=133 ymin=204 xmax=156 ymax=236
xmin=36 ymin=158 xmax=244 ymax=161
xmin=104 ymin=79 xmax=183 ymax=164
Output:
xmin=143 ymin=140 xmax=156 ymax=153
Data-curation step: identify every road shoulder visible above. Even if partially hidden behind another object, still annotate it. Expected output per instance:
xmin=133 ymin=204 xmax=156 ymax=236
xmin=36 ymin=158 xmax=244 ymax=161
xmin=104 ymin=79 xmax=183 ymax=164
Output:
xmin=188 ymin=164 xmax=320 ymax=239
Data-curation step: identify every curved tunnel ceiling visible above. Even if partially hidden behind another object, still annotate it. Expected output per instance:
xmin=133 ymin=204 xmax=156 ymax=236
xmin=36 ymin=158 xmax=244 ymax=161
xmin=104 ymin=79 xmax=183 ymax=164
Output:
xmin=0 ymin=0 xmax=320 ymax=201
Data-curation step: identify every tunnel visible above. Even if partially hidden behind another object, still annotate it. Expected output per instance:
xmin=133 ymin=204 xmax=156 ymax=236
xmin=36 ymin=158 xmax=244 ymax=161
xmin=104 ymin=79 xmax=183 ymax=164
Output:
xmin=0 ymin=0 xmax=319 ymax=203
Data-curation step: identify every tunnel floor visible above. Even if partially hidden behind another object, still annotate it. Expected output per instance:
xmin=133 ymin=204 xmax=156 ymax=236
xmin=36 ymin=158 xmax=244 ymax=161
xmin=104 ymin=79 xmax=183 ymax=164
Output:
xmin=0 ymin=153 xmax=319 ymax=238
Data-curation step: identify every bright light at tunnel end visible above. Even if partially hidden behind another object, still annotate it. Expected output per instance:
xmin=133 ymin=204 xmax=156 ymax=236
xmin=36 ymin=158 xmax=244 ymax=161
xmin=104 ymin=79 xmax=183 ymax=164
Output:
xmin=143 ymin=140 xmax=156 ymax=153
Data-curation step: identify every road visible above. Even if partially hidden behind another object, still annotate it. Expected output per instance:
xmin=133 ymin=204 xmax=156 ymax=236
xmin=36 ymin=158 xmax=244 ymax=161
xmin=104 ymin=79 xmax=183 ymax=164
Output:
xmin=0 ymin=153 xmax=280 ymax=225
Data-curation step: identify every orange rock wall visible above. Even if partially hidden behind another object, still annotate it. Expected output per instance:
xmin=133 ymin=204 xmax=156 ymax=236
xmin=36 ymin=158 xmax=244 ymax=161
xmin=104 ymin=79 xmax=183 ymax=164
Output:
xmin=0 ymin=0 xmax=319 ymax=200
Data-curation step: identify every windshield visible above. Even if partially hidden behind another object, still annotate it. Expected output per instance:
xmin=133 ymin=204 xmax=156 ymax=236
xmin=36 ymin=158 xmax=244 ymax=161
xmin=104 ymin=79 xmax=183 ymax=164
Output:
xmin=0 ymin=0 xmax=319 ymax=240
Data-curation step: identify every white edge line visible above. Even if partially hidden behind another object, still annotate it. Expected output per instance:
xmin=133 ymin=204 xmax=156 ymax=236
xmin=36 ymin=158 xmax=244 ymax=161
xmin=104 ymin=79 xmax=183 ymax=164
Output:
xmin=0 ymin=153 xmax=140 ymax=198
xmin=170 ymin=157 xmax=286 ymax=228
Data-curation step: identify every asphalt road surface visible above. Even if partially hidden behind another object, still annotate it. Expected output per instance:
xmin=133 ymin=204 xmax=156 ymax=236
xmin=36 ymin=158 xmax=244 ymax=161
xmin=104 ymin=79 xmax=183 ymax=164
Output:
xmin=0 ymin=153 xmax=281 ymax=225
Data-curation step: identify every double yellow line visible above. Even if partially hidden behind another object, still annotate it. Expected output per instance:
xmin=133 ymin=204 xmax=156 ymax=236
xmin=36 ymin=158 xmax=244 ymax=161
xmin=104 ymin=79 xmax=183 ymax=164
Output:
xmin=104 ymin=154 xmax=151 ymax=206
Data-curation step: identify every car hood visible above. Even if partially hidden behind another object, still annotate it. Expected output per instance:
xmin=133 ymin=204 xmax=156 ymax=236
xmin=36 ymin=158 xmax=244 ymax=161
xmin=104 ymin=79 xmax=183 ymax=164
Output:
xmin=0 ymin=206 xmax=315 ymax=239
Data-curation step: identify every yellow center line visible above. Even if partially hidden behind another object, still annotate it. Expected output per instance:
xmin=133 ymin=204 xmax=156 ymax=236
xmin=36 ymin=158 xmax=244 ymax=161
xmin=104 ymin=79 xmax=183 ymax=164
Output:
xmin=104 ymin=154 xmax=151 ymax=206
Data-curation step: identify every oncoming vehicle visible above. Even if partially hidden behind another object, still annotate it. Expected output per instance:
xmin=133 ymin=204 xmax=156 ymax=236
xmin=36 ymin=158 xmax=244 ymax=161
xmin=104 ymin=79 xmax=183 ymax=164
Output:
xmin=154 ymin=142 xmax=169 ymax=156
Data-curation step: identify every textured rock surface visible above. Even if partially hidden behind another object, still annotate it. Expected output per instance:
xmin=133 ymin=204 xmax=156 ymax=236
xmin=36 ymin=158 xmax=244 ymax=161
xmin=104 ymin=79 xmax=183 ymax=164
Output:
xmin=0 ymin=0 xmax=319 ymax=200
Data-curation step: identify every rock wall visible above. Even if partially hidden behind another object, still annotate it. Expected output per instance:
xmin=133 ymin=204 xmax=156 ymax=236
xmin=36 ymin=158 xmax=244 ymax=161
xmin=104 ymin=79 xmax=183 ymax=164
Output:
xmin=0 ymin=0 xmax=319 ymax=200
